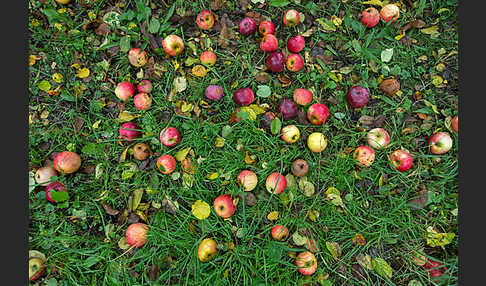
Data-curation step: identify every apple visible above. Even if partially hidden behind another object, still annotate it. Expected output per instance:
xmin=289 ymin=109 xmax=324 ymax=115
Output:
xmin=197 ymin=238 xmax=218 ymax=262
xmin=162 ymin=35 xmax=184 ymax=57
xmin=265 ymin=172 xmax=287 ymax=194
xmin=278 ymin=99 xmax=298 ymax=120
xmin=156 ymin=154 xmax=177 ymax=174
xmin=133 ymin=93 xmax=152 ymax=111
xmin=53 ymin=151 xmax=81 ymax=174
xmin=389 ymin=150 xmax=413 ymax=172
xmin=115 ymin=81 xmax=135 ymax=101
xmin=239 ymin=17 xmax=257 ymax=36
xmin=55 ymin=0 xmax=71 ymax=4
xmin=260 ymin=33 xmax=278 ymax=52
xmin=236 ymin=170 xmax=258 ymax=192
xmin=353 ymin=146 xmax=375 ymax=167
xmin=125 ymin=223 xmax=149 ymax=248
xmin=205 ymin=85 xmax=224 ymax=101
xmin=367 ymin=128 xmax=390 ymax=149
xmin=347 ymin=86 xmax=370 ymax=108
xmin=379 ymin=78 xmax=400 ymax=96
xmin=361 ymin=7 xmax=380 ymax=28
xmin=233 ymin=87 xmax=255 ymax=106
xmin=133 ymin=143 xmax=151 ymax=160
xmin=293 ymin=88 xmax=313 ymax=105
xmin=307 ymin=132 xmax=327 ymax=153
xmin=128 ymin=48 xmax=147 ymax=67
xmin=259 ymin=20 xmax=275 ymax=35
xmin=200 ymin=51 xmax=217 ymax=66
xmin=451 ymin=115 xmax=458 ymax=132
xmin=45 ymin=182 xmax=66 ymax=202
xmin=196 ymin=9 xmax=214 ymax=30
xmin=307 ymin=103 xmax=330 ymax=125
xmin=271 ymin=225 xmax=289 ymax=241
xmin=260 ymin=111 xmax=276 ymax=132
xmin=428 ymin=132 xmax=453 ymax=155
xmin=287 ymin=35 xmax=305 ymax=53
xmin=34 ymin=166 xmax=57 ymax=186
xmin=291 ymin=159 xmax=309 ymax=177
xmin=120 ymin=122 xmax=142 ymax=142
xmin=29 ymin=257 xmax=45 ymax=281
xmin=160 ymin=127 xmax=181 ymax=147
xmin=137 ymin=80 xmax=152 ymax=93
xmin=286 ymin=53 xmax=304 ymax=72
xmin=283 ymin=9 xmax=300 ymax=27
xmin=266 ymin=51 xmax=285 ymax=73
xmin=380 ymin=4 xmax=400 ymax=23
xmin=423 ymin=258 xmax=448 ymax=283
xmin=295 ymin=251 xmax=317 ymax=275
xmin=213 ymin=194 xmax=236 ymax=218
xmin=281 ymin=125 xmax=300 ymax=143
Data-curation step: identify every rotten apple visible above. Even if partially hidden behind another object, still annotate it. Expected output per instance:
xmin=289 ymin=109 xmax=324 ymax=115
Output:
xmin=137 ymin=80 xmax=153 ymax=93
xmin=361 ymin=7 xmax=380 ymax=28
xmin=380 ymin=4 xmax=400 ymax=23
xmin=281 ymin=125 xmax=300 ymax=143
xmin=196 ymin=9 xmax=214 ymax=30
xmin=34 ymin=166 xmax=57 ymax=186
xmin=295 ymin=251 xmax=317 ymax=275
xmin=205 ymin=85 xmax=224 ymax=101
xmin=133 ymin=143 xmax=151 ymax=160
xmin=133 ymin=93 xmax=152 ymax=111
xmin=128 ymin=48 xmax=147 ymax=67
xmin=291 ymin=159 xmax=309 ymax=177
xmin=266 ymin=51 xmax=285 ymax=73
xmin=353 ymin=146 xmax=375 ymax=167
xmin=197 ymin=238 xmax=218 ymax=262
xmin=283 ymin=9 xmax=300 ymax=27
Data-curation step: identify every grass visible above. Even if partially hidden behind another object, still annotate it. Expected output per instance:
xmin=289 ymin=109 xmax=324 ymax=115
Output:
xmin=29 ymin=0 xmax=458 ymax=285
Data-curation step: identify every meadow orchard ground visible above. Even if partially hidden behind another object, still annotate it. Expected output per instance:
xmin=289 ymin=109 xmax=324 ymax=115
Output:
xmin=29 ymin=0 xmax=458 ymax=285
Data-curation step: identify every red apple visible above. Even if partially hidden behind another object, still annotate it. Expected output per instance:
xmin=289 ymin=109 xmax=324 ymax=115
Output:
xmin=205 ymin=85 xmax=224 ymax=101
xmin=366 ymin=128 xmax=390 ymax=149
xmin=29 ymin=258 xmax=45 ymax=281
xmin=286 ymin=53 xmax=304 ymax=72
xmin=278 ymin=99 xmax=298 ymax=120
xmin=125 ymin=223 xmax=149 ymax=248
xmin=233 ymin=87 xmax=255 ymax=106
xmin=160 ymin=127 xmax=181 ymax=147
xmin=291 ymin=159 xmax=309 ymax=177
xmin=45 ymin=182 xmax=66 ymax=202
xmin=34 ymin=166 xmax=57 ymax=186
xmin=196 ymin=9 xmax=214 ymax=30
xmin=128 ymin=48 xmax=147 ymax=67
xmin=133 ymin=93 xmax=152 ymax=111
xmin=353 ymin=146 xmax=375 ymax=167
xmin=361 ymin=7 xmax=380 ymax=28
xmin=307 ymin=132 xmax=327 ymax=153
xmin=266 ymin=51 xmax=285 ymax=73
xmin=283 ymin=9 xmax=300 ymax=27
xmin=197 ymin=238 xmax=218 ymax=262
xmin=259 ymin=20 xmax=275 ymax=35
xmin=293 ymin=88 xmax=313 ymax=105
xmin=137 ymin=80 xmax=152 ymax=93
xmin=428 ymin=132 xmax=453 ymax=155
xmin=281 ymin=125 xmax=300 ymax=143
xmin=120 ymin=122 xmax=142 ymax=142
xmin=156 ymin=155 xmax=176 ymax=174
xmin=200 ymin=51 xmax=217 ymax=66
xmin=271 ymin=225 xmax=289 ymax=241
xmin=380 ymin=4 xmax=400 ymax=23
xmin=239 ymin=17 xmax=257 ymax=36
xmin=162 ymin=35 xmax=184 ymax=57
xmin=287 ymin=35 xmax=305 ymax=53
xmin=115 ymin=81 xmax=135 ymax=101
xmin=53 ymin=151 xmax=81 ymax=174
xmin=295 ymin=251 xmax=317 ymax=275
xmin=451 ymin=115 xmax=458 ymax=132
xmin=260 ymin=33 xmax=278 ymax=52
xmin=265 ymin=172 xmax=287 ymax=194
xmin=307 ymin=103 xmax=330 ymax=125
xmin=389 ymin=150 xmax=413 ymax=172
xmin=423 ymin=258 xmax=448 ymax=283
xmin=213 ymin=194 xmax=236 ymax=218
xmin=347 ymin=86 xmax=370 ymax=108
xmin=236 ymin=170 xmax=258 ymax=192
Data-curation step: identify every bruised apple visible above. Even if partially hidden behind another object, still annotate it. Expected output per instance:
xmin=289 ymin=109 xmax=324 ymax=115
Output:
xmin=35 ymin=166 xmax=57 ymax=186
xmin=295 ymin=251 xmax=317 ymax=275
xmin=196 ymin=10 xmax=215 ymax=30
xmin=137 ymin=80 xmax=153 ymax=93
xmin=236 ymin=170 xmax=258 ymax=192
xmin=353 ymin=146 xmax=375 ymax=167
xmin=53 ymin=151 xmax=81 ymax=174
xmin=128 ymin=48 xmax=148 ymax=67
xmin=197 ymin=238 xmax=218 ymax=262
xmin=160 ymin=127 xmax=181 ymax=147
xmin=133 ymin=93 xmax=152 ymax=111
xmin=133 ymin=143 xmax=151 ymax=160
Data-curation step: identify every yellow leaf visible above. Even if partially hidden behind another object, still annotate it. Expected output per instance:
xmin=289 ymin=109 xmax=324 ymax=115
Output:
xmin=437 ymin=8 xmax=450 ymax=14
xmin=325 ymin=187 xmax=345 ymax=208
xmin=420 ymin=25 xmax=440 ymax=36
xmin=331 ymin=15 xmax=342 ymax=27
xmin=245 ymin=151 xmax=256 ymax=164
xmin=119 ymin=146 xmax=130 ymax=163
xmin=172 ymin=60 xmax=180 ymax=71
xmin=76 ymin=68 xmax=90 ymax=79
xmin=92 ymin=120 xmax=101 ymax=129
xmin=426 ymin=226 xmax=455 ymax=247
xmin=175 ymin=147 xmax=192 ymax=162
xmin=37 ymin=80 xmax=51 ymax=92
xmin=192 ymin=65 xmax=207 ymax=77
xmin=361 ymin=0 xmax=384 ymax=7
xmin=207 ymin=172 xmax=219 ymax=180
xmin=52 ymin=73 xmax=64 ymax=83
xmin=215 ymin=137 xmax=225 ymax=148
xmin=431 ymin=75 xmax=444 ymax=87
xmin=248 ymin=104 xmax=265 ymax=115
xmin=118 ymin=111 xmax=140 ymax=122
xmin=71 ymin=63 xmax=81 ymax=69
xmin=395 ymin=31 xmax=406 ymax=41
xmin=192 ymin=200 xmax=211 ymax=220
xmin=136 ymin=210 xmax=148 ymax=222
xmin=308 ymin=210 xmax=319 ymax=222
xmin=239 ymin=106 xmax=257 ymax=121
xmin=267 ymin=211 xmax=278 ymax=221
xmin=181 ymin=102 xmax=194 ymax=113
xmin=29 ymin=55 xmax=41 ymax=66
xmin=423 ymin=99 xmax=439 ymax=114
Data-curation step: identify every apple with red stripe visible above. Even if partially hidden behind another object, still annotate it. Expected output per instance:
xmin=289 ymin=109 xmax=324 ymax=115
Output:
xmin=367 ymin=128 xmax=390 ymax=149
xmin=157 ymin=155 xmax=176 ymax=174
xmin=295 ymin=251 xmax=317 ymax=275
xmin=283 ymin=9 xmax=300 ymax=27
xmin=271 ymin=225 xmax=289 ymax=241
xmin=120 ymin=122 xmax=142 ymax=142
xmin=293 ymin=88 xmax=313 ymax=106
xmin=428 ymin=132 xmax=453 ymax=155
xmin=287 ymin=35 xmax=305 ymax=53
xmin=115 ymin=81 xmax=135 ymax=101
xmin=266 ymin=172 xmax=287 ymax=194
xmin=162 ymin=35 xmax=184 ymax=57
xmin=361 ymin=7 xmax=380 ymax=28
xmin=389 ymin=150 xmax=413 ymax=172
xmin=125 ymin=223 xmax=149 ymax=248
xmin=236 ymin=170 xmax=258 ymax=192
xmin=307 ymin=103 xmax=330 ymax=125
xmin=260 ymin=33 xmax=278 ymax=52
xmin=137 ymin=80 xmax=152 ymax=93
xmin=213 ymin=194 xmax=236 ymax=218
xmin=198 ymin=238 xmax=218 ymax=262
xmin=286 ymin=53 xmax=304 ymax=72
xmin=160 ymin=127 xmax=181 ymax=147
xmin=259 ymin=20 xmax=275 ymax=35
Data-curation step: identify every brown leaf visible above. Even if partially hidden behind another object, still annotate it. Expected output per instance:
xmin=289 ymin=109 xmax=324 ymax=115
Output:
xmin=96 ymin=23 xmax=111 ymax=36
xmin=255 ymin=73 xmax=270 ymax=84
xmin=245 ymin=12 xmax=265 ymax=26
xmin=239 ymin=0 xmax=249 ymax=11
xmin=127 ymin=212 xmax=140 ymax=224
xmin=83 ymin=165 xmax=95 ymax=175
xmin=74 ymin=117 xmax=84 ymax=133
xmin=358 ymin=115 xmax=375 ymax=126
xmin=408 ymin=184 xmax=428 ymax=210
xmin=278 ymin=75 xmax=292 ymax=87
xmin=218 ymin=24 xmax=233 ymax=49
xmin=107 ymin=46 xmax=120 ymax=57
xmin=352 ymin=233 xmax=366 ymax=246
xmin=297 ymin=109 xmax=310 ymax=125
xmin=379 ymin=78 xmax=400 ymax=96
xmin=101 ymin=202 xmax=120 ymax=216
xmin=210 ymin=0 xmax=225 ymax=10
xmin=181 ymin=158 xmax=196 ymax=174
xmin=148 ymin=264 xmax=159 ymax=282
xmin=351 ymin=263 xmax=366 ymax=281
xmin=244 ymin=192 xmax=257 ymax=206
xmin=372 ymin=114 xmax=385 ymax=128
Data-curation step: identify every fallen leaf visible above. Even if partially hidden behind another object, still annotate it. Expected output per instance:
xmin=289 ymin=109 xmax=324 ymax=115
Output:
xmin=101 ymin=202 xmax=120 ymax=216
xmin=76 ymin=68 xmax=90 ymax=79
xmin=381 ymin=48 xmax=394 ymax=63
xmin=420 ymin=25 xmax=440 ymax=37
xmin=408 ymin=184 xmax=428 ymax=210
xmin=173 ymin=76 xmax=187 ymax=92
xmin=292 ymin=231 xmax=308 ymax=246
xmin=356 ymin=253 xmax=373 ymax=270
xmin=118 ymin=111 xmax=140 ymax=122
xmin=267 ymin=211 xmax=278 ymax=220
xmin=192 ymin=65 xmax=207 ymax=77
xmin=352 ymin=233 xmax=366 ymax=246
xmin=162 ymin=195 xmax=179 ymax=214
xmin=361 ymin=0 xmax=384 ymax=7
xmin=326 ymin=241 xmax=342 ymax=260
xmin=325 ymin=187 xmax=345 ymax=208
xmin=215 ymin=137 xmax=225 ymax=148
xmin=372 ymin=257 xmax=393 ymax=279
xmin=359 ymin=115 xmax=375 ymax=126
xmin=175 ymin=147 xmax=191 ymax=162
xmin=426 ymin=226 xmax=455 ymax=247
xmin=38 ymin=80 xmax=51 ymax=92
xmin=130 ymin=189 xmax=144 ymax=211
xmin=245 ymin=151 xmax=256 ymax=164
xmin=192 ymin=200 xmax=211 ymax=220
xmin=118 ymin=237 xmax=131 ymax=250
xmin=307 ymin=210 xmax=319 ymax=222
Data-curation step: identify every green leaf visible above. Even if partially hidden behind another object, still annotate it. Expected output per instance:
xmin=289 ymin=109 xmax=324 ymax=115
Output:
xmin=37 ymin=80 xmax=51 ymax=92
xmin=42 ymin=8 xmax=68 ymax=25
xmin=45 ymin=278 xmax=58 ymax=286
xmin=50 ymin=190 xmax=69 ymax=203
xmin=372 ymin=257 xmax=393 ymax=279
xmin=222 ymin=125 xmax=232 ymax=138
xmin=325 ymin=241 xmax=342 ymax=260
xmin=72 ymin=209 xmax=87 ymax=220
xmin=131 ymin=189 xmax=144 ymax=211
xmin=119 ymin=35 xmax=131 ymax=53
xmin=256 ymin=85 xmax=271 ymax=98
xmin=118 ymin=10 xmax=136 ymax=22
xmin=333 ymin=112 xmax=346 ymax=119
xmin=85 ymin=256 xmax=101 ymax=268
xmin=29 ymin=172 xmax=36 ymax=194
xmin=148 ymin=17 xmax=160 ymax=34
xmin=270 ymin=117 xmax=281 ymax=135
xmin=268 ymin=0 xmax=291 ymax=7
xmin=381 ymin=48 xmax=394 ymax=63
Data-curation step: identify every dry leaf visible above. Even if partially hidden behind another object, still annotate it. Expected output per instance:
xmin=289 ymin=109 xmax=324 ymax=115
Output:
xmin=101 ymin=202 xmax=120 ymax=216
xmin=267 ymin=211 xmax=278 ymax=220
xmin=352 ymin=233 xmax=366 ymax=246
